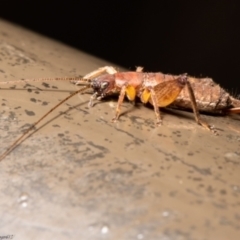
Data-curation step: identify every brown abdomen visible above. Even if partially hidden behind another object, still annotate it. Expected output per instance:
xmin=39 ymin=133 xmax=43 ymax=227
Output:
xmin=174 ymin=77 xmax=232 ymax=113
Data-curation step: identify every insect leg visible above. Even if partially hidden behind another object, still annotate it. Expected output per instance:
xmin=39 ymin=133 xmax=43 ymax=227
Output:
xmin=186 ymin=80 xmax=215 ymax=131
xmin=112 ymin=85 xmax=127 ymax=122
xmin=223 ymin=107 xmax=240 ymax=114
xmin=111 ymin=84 xmax=137 ymax=122
xmin=149 ymin=87 xmax=162 ymax=126
xmin=141 ymin=77 xmax=188 ymax=126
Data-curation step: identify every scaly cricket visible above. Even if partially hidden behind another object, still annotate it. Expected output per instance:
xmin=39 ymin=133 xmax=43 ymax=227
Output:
xmin=0 ymin=66 xmax=240 ymax=161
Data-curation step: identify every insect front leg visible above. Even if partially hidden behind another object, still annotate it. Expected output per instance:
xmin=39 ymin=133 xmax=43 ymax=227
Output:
xmin=112 ymin=84 xmax=137 ymax=122
xmin=112 ymin=85 xmax=127 ymax=122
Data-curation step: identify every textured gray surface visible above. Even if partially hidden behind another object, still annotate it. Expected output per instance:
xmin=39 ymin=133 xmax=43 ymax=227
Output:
xmin=0 ymin=19 xmax=240 ymax=240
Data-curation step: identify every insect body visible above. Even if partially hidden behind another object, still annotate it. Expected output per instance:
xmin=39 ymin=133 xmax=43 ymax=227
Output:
xmin=0 ymin=66 xmax=239 ymax=161
xmin=78 ymin=66 xmax=240 ymax=112
xmin=88 ymin=71 xmax=206 ymax=127
xmin=81 ymin=66 xmax=240 ymax=126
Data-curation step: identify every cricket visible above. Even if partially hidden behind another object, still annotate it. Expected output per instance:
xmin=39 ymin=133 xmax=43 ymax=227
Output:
xmin=0 ymin=66 xmax=240 ymax=161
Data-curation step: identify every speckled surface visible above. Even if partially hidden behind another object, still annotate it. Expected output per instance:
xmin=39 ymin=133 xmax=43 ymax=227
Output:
xmin=0 ymin=20 xmax=240 ymax=240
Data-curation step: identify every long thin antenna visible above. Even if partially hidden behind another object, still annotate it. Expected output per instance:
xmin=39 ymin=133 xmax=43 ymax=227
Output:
xmin=0 ymin=85 xmax=90 ymax=161
xmin=0 ymin=77 xmax=91 ymax=85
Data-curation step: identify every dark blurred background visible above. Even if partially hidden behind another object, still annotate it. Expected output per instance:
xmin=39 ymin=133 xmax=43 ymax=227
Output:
xmin=0 ymin=1 xmax=239 ymax=95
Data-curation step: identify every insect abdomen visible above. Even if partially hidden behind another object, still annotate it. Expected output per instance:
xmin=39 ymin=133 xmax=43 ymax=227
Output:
xmin=173 ymin=77 xmax=232 ymax=113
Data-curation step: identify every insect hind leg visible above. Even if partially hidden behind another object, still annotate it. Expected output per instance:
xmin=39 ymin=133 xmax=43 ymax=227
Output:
xmin=185 ymin=80 xmax=216 ymax=133
xmin=223 ymin=107 xmax=240 ymax=114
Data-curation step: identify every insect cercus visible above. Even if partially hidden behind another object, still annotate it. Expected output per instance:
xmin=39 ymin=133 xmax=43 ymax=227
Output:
xmin=0 ymin=66 xmax=239 ymax=161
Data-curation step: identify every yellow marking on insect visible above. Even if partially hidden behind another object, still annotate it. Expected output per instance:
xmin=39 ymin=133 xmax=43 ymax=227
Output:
xmin=125 ymin=85 xmax=136 ymax=101
xmin=141 ymin=89 xmax=151 ymax=103
xmin=150 ymin=80 xmax=185 ymax=107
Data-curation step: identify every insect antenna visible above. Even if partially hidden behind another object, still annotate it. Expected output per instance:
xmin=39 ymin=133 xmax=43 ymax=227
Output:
xmin=0 ymin=77 xmax=87 ymax=85
xmin=0 ymin=85 xmax=91 ymax=161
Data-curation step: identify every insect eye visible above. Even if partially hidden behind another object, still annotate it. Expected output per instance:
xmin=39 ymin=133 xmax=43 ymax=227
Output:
xmin=101 ymin=82 xmax=109 ymax=89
